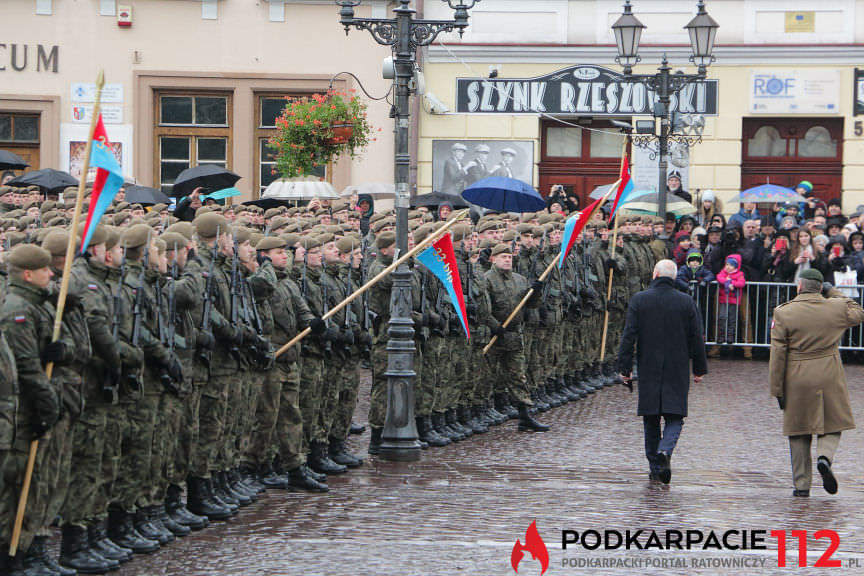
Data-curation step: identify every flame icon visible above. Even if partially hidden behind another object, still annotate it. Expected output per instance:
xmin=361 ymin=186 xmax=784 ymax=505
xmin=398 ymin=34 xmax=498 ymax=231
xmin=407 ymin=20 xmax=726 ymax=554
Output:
xmin=511 ymin=520 xmax=549 ymax=575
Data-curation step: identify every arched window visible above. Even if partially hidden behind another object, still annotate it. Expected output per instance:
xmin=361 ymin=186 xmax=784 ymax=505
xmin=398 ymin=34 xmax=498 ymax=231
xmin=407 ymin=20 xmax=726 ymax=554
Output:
xmin=797 ymin=125 xmax=837 ymax=158
xmin=747 ymin=125 xmax=787 ymax=157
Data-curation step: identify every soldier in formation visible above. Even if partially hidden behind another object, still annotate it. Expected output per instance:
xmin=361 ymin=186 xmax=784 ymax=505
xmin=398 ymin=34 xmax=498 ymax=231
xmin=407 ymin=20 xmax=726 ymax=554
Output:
xmin=0 ymin=183 xmax=655 ymax=575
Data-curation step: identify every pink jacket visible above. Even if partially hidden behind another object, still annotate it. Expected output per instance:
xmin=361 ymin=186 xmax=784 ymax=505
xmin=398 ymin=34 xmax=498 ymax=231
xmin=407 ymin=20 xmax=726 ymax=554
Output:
xmin=716 ymin=254 xmax=746 ymax=305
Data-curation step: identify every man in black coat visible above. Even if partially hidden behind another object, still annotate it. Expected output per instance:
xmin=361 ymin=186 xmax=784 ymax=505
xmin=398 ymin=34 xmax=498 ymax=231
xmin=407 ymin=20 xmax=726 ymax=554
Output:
xmin=617 ymin=259 xmax=708 ymax=484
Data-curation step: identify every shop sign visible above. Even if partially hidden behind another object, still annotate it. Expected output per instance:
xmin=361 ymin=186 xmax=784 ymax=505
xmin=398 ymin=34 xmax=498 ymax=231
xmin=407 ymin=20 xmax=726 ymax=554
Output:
xmin=750 ymin=69 xmax=840 ymax=114
xmin=854 ymin=68 xmax=864 ymax=117
xmin=455 ymin=65 xmax=719 ymax=116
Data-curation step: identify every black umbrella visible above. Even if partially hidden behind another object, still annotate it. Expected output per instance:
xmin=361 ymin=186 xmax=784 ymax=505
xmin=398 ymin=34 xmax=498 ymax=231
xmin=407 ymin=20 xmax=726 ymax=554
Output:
xmin=242 ymin=197 xmax=297 ymax=210
xmin=411 ymin=191 xmax=470 ymax=208
xmin=125 ymin=185 xmax=171 ymax=206
xmin=171 ymin=165 xmax=241 ymax=198
xmin=0 ymin=150 xmax=29 ymax=171
xmin=7 ymin=168 xmax=78 ymax=195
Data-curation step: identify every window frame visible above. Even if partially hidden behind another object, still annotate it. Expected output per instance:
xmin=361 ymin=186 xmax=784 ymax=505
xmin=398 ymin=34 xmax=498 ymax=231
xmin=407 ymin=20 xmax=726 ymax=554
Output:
xmin=153 ymin=90 xmax=233 ymax=195
xmin=253 ymin=92 xmax=331 ymax=198
xmin=0 ymin=113 xmax=40 ymax=144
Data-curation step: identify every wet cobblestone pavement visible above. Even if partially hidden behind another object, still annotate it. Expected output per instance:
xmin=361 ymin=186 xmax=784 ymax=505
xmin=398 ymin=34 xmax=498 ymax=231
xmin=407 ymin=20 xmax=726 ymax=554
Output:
xmin=117 ymin=359 xmax=864 ymax=575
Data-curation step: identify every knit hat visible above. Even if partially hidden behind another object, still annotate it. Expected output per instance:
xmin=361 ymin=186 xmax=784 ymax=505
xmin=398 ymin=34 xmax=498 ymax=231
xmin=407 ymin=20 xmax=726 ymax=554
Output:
xmin=702 ymin=190 xmax=715 ymax=202
xmin=686 ymin=249 xmax=703 ymax=265
xmin=725 ymin=256 xmax=739 ymax=269
xmin=797 ymin=181 xmax=814 ymax=193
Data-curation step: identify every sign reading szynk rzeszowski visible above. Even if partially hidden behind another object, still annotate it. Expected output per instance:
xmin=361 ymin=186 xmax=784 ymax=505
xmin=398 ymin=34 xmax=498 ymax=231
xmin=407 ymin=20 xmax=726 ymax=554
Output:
xmin=455 ymin=65 xmax=719 ymax=116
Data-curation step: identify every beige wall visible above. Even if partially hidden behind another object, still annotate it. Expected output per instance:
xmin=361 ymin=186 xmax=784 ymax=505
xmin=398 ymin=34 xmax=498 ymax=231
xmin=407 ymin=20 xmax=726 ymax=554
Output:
xmin=0 ymin=1 xmax=396 ymax=200
xmin=418 ymin=60 xmax=864 ymax=213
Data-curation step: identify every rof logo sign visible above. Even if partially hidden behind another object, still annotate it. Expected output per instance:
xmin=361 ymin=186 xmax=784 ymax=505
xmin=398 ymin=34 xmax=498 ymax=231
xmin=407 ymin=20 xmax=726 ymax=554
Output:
xmin=754 ymin=75 xmax=795 ymax=98
xmin=511 ymin=520 xmax=549 ymax=575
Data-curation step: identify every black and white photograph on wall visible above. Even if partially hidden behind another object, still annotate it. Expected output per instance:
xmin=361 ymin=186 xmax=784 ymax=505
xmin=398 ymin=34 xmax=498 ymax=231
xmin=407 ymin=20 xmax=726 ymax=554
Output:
xmin=432 ymin=139 xmax=534 ymax=196
xmin=855 ymin=68 xmax=864 ymax=116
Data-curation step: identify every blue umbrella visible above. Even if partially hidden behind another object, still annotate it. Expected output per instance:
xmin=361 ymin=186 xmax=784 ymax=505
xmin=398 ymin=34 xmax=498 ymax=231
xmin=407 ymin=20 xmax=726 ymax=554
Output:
xmin=729 ymin=184 xmax=806 ymax=204
xmin=461 ymin=176 xmax=546 ymax=213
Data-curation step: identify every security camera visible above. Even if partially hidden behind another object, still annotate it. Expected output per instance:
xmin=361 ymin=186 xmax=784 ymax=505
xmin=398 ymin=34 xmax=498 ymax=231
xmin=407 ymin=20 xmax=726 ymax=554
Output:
xmin=424 ymin=92 xmax=449 ymax=114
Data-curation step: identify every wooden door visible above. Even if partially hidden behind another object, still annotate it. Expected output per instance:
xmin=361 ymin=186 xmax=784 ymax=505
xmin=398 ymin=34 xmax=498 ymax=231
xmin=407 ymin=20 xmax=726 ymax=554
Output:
xmin=1 ymin=145 xmax=39 ymax=174
xmin=741 ymin=118 xmax=843 ymax=202
xmin=0 ymin=112 xmax=40 ymax=175
xmin=539 ymin=119 xmax=626 ymax=207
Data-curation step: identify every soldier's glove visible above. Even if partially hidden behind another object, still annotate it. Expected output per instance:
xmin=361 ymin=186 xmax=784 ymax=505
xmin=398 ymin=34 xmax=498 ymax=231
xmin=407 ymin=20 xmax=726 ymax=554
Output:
xmin=103 ymin=365 xmax=122 ymax=403
xmin=196 ymin=330 xmax=215 ymax=351
xmin=821 ymin=282 xmax=834 ymax=297
xmin=30 ymin=414 xmax=55 ymax=439
xmin=257 ymin=254 xmax=271 ymax=266
xmin=254 ymin=334 xmax=271 ymax=354
xmin=492 ymin=325 xmax=507 ymax=338
xmin=309 ymin=317 xmax=327 ymax=335
xmin=324 ymin=325 xmax=341 ymax=342
xmin=580 ymin=287 xmax=595 ymax=300
xmin=31 ymin=392 xmax=59 ymax=439
xmin=531 ymin=279 xmax=544 ymax=292
xmin=466 ymin=302 xmax=478 ymax=317
xmin=357 ymin=331 xmax=373 ymax=349
xmin=776 ymin=396 xmax=785 ymax=411
xmin=42 ymin=340 xmax=67 ymax=364
xmin=604 ymin=258 xmax=620 ymax=272
xmin=338 ymin=328 xmax=355 ymax=347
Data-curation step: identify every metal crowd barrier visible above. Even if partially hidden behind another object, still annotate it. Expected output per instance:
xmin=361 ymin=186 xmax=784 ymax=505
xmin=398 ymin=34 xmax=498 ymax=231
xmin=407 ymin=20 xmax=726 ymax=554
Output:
xmin=684 ymin=280 xmax=864 ymax=350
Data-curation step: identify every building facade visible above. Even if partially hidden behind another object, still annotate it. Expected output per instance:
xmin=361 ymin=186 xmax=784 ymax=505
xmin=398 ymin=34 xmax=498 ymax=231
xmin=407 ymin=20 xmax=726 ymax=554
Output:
xmin=417 ymin=0 xmax=864 ymax=211
xmin=0 ymin=0 xmax=396 ymax=200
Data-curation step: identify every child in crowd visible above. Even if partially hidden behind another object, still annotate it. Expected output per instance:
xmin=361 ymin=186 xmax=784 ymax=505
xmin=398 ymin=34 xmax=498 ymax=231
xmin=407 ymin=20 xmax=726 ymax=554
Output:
xmin=715 ymin=254 xmax=746 ymax=349
xmin=676 ymin=249 xmax=715 ymax=293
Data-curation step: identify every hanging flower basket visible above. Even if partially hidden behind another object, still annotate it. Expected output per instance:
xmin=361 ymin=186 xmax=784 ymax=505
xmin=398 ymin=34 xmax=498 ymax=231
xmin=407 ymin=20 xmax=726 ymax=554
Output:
xmin=268 ymin=90 xmax=377 ymax=179
xmin=328 ymin=124 xmax=355 ymax=145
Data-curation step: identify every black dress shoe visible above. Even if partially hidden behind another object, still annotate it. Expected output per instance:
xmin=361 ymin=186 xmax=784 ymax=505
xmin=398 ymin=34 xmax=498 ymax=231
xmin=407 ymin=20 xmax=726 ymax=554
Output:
xmin=517 ymin=403 xmax=550 ymax=432
xmin=656 ymin=451 xmax=671 ymax=484
xmin=648 ymin=472 xmax=661 ymax=482
xmin=817 ymin=457 xmax=838 ymax=494
xmin=792 ymin=489 xmax=810 ymax=497
xmin=349 ymin=422 xmax=366 ymax=435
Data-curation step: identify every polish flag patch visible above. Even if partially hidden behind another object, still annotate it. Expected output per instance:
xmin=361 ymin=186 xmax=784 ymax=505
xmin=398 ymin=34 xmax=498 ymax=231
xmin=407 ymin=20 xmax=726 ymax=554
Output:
xmin=14 ymin=315 xmax=26 ymax=323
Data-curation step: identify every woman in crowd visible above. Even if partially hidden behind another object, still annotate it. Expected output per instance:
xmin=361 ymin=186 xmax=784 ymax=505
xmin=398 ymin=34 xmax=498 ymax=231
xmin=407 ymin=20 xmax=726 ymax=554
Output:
xmin=695 ymin=190 xmax=722 ymax=226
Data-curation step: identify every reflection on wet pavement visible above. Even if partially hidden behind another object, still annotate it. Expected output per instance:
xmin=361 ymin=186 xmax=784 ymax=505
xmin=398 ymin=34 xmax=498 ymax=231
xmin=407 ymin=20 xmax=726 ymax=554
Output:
xmin=117 ymin=359 xmax=864 ymax=575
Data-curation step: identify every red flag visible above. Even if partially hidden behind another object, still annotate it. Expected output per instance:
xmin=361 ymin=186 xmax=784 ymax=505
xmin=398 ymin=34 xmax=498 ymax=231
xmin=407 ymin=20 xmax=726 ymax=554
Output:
xmin=558 ymin=195 xmax=605 ymax=266
xmin=81 ymin=115 xmax=111 ymax=249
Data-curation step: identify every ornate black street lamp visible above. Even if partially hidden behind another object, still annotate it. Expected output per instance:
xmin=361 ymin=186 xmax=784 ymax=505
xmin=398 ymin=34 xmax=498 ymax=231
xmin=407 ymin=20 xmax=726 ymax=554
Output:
xmin=335 ymin=0 xmax=481 ymax=460
xmin=612 ymin=0 xmax=718 ymax=233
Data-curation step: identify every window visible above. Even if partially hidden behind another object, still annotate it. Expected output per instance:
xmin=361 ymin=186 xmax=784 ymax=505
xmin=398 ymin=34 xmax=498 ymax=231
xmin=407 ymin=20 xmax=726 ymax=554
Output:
xmin=747 ymin=126 xmax=787 ymax=157
xmin=0 ymin=114 xmax=39 ymax=143
xmin=543 ymin=123 xmax=625 ymax=160
xmin=254 ymin=95 xmax=326 ymax=197
xmin=798 ymin=126 xmax=837 ymax=158
xmin=545 ymin=127 xmax=582 ymax=157
xmin=154 ymin=92 xmax=231 ymax=194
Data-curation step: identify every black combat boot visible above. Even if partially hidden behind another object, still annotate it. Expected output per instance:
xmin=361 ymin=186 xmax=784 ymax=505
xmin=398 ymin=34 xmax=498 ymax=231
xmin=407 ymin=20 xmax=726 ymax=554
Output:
xmin=30 ymin=534 xmax=79 ymax=576
xmin=417 ymin=415 xmax=450 ymax=447
xmin=302 ymin=464 xmax=327 ymax=483
xmin=211 ymin=472 xmax=242 ymax=508
xmin=228 ymin=469 xmax=258 ymax=501
xmin=258 ymin=462 xmax=290 ymax=489
xmin=60 ymin=524 xmax=119 ymax=574
xmin=436 ymin=411 xmax=463 ymax=441
xmin=154 ymin=503 xmax=190 ymax=538
xmin=578 ymin=368 xmax=598 ymax=393
xmin=186 ymin=477 xmax=232 ymax=520
xmin=486 ymin=400 xmax=507 ymax=424
xmin=517 ymin=403 xmax=551 ymax=432
xmin=497 ymin=393 xmax=519 ymax=418
xmin=463 ymin=406 xmax=488 ymax=434
xmin=238 ymin=465 xmax=266 ymax=495
xmin=447 ymin=409 xmax=473 ymax=438
xmin=543 ymin=380 xmax=564 ymax=406
xmin=107 ymin=507 xmax=159 ymax=554
xmin=287 ymin=466 xmax=330 ymax=492
xmin=329 ymin=437 xmax=364 ymax=468
xmin=221 ymin=471 xmax=253 ymax=506
xmin=532 ymin=388 xmax=551 ymax=412
xmin=309 ymin=441 xmax=348 ymax=474
xmin=166 ymin=484 xmax=208 ymax=530
xmin=134 ymin=506 xmax=173 ymax=545
xmin=367 ymin=427 xmax=383 ymax=455
xmin=88 ymin=520 xmax=132 ymax=564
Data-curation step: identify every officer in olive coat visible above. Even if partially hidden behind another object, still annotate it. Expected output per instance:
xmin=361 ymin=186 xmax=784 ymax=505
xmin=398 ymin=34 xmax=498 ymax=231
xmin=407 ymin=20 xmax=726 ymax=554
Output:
xmin=769 ymin=267 xmax=864 ymax=497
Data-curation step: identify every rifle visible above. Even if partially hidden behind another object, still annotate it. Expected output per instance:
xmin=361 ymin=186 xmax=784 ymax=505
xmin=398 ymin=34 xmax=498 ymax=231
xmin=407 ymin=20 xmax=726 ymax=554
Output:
xmin=359 ymin=237 xmax=374 ymax=339
xmin=198 ymin=228 xmax=219 ymax=364
xmin=111 ymin=246 xmax=127 ymax=341
xmin=168 ymin=261 xmax=177 ymax=358
xmin=321 ymin=276 xmax=333 ymax=357
xmin=229 ymin=228 xmax=242 ymax=359
xmin=154 ymin=267 xmax=174 ymax=392
xmin=130 ymin=230 xmax=151 ymax=347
